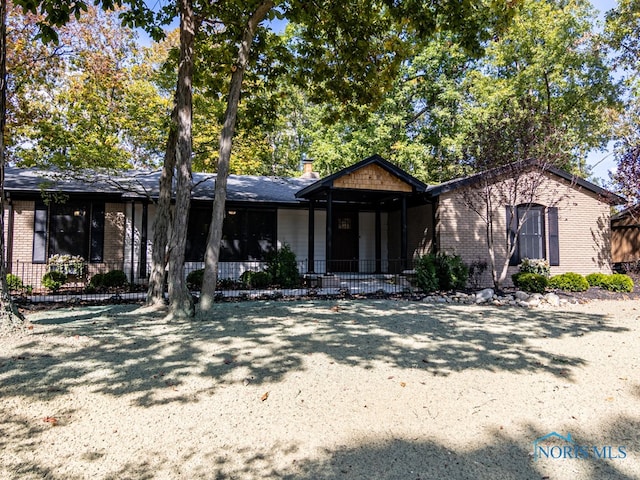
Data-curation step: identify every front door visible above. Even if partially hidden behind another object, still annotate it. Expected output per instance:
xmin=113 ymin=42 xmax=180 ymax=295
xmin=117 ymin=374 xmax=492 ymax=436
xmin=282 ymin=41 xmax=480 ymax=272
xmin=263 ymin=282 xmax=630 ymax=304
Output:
xmin=331 ymin=211 xmax=359 ymax=272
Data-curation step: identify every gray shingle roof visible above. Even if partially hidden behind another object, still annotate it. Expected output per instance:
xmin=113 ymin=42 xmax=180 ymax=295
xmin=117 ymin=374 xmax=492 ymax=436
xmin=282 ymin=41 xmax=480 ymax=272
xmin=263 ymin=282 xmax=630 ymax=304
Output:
xmin=4 ymin=167 xmax=317 ymax=205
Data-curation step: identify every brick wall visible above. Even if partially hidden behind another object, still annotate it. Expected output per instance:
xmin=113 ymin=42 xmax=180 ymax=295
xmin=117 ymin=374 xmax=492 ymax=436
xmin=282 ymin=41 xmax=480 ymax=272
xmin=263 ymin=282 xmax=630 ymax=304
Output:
xmin=104 ymin=202 xmax=125 ymax=266
xmin=437 ymin=172 xmax=613 ymax=287
xmin=10 ymin=200 xmax=35 ymax=265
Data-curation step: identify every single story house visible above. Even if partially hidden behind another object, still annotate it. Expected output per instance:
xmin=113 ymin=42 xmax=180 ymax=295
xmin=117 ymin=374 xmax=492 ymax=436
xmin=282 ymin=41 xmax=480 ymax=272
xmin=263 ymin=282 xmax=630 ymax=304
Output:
xmin=3 ymin=155 xmax=624 ymax=288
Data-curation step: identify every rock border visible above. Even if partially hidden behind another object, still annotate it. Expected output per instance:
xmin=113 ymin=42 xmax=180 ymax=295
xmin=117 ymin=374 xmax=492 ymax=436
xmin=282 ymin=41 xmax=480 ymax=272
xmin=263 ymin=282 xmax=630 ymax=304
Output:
xmin=423 ymin=288 xmax=572 ymax=308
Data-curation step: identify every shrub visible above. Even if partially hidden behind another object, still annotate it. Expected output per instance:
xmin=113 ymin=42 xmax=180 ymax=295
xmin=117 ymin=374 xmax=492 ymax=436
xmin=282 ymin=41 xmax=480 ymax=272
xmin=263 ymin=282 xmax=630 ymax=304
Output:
xmin=415 ymin=253 xmax=469 ymax=292
xmin=42 ymin=271 xmax=67 ymax=292
xmin=6 ymin=273 xmax=23 ymax=290
xmin=89 ymin=273 xmax=105 ymax=289
xmin=89 ymin=270 xmax=128 ymax=290
xmin=240 ymin=270 xmax=271 ymax=288
xmin=435 ymin=253 xmax=469 ymax=290
xmin=586 ymin=272 xmax=608 ymax=288
xmin=187 ymin=269 xmax=204 ymax=290
xmin=103 ymin=270 xmax=128 ymax=288
xmin=265 ymin=244 xmax=300 ymax=288
xmin=415 ymin=254 xmax=438 ymax=293
xmin=512 ymin=272 xmax=548 ymax=294
xmin=601 ymin=273 xmax=634 ymax=293
xmin=548 ymin=272 xmax=589 ymax=292
xmin=468 ymin=260 xmax=488 ymax=289
xmin=518 ymin=258 xmax=550 ymax=278
xmin=217 ymin=278 xmax=239 ymax=290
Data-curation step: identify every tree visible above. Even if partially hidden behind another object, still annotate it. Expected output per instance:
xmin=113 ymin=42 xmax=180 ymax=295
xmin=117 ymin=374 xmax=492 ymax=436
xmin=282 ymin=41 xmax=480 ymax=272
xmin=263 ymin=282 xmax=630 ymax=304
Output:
xmin=605 ymin=0 xmax=640 ymax=206
xmin=459 ymin=111 xmax=572 ymax=289
xmin=456 ymin=0 xmax=619 ymax=289
xmin=0 ymin=0 xmax=24 ymax=328
xmin=7 ymin=5 xmax=170 ymax=169
xmin=196 ymin=0 xmax=520 ymax=315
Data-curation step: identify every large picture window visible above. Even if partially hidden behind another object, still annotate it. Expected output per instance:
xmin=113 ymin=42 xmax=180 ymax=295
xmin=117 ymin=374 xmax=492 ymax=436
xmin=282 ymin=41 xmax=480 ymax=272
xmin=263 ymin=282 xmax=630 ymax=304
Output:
xmin=33 ymin=200 xmax=105 ymax=263
xmin=185 ymin=207 xmax=276 ymax=262
xmin=507 ymin=204 xmax=559 ymax=266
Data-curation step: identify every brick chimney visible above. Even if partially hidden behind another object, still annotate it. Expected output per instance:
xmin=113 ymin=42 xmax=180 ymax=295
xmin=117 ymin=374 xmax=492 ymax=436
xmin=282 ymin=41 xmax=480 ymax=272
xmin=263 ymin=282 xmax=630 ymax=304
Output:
xmin=301 ymin=158 xmax=319 ymax=179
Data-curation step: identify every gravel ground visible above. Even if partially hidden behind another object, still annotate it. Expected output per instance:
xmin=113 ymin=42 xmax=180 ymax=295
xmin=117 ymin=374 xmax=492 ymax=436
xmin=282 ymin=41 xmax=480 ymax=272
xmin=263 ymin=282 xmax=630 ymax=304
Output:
xmin=1 ymin=299 xmax=639 ymax=479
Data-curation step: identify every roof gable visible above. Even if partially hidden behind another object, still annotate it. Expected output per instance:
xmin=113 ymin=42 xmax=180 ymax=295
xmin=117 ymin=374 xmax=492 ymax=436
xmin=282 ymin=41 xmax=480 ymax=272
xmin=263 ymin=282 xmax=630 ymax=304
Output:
xmin=426 ymin=162 xmax=625 ymax=205
xmin=295 ymin=154 xmax=427 ymax=199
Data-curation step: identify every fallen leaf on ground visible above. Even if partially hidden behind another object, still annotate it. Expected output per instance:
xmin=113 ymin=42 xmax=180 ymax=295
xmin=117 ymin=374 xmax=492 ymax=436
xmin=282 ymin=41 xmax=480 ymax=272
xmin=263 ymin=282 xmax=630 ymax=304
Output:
xmin=261 ymin=392 xmax=269 ymax=402
xmin=43 ymin=416 xmax=58 ymax=426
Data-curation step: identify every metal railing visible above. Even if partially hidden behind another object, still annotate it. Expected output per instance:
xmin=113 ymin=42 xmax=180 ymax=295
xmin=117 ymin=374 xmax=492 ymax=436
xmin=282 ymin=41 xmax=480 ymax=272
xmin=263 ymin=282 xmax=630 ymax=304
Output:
xmin=5 ymin=259 xmax=419 ymax=303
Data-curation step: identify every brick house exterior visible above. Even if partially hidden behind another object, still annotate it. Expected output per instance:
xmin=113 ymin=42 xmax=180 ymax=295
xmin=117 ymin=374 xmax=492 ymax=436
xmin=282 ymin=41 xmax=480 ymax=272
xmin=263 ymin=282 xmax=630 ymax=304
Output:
xmin=3 ymin=155 xmax=623 ymax=289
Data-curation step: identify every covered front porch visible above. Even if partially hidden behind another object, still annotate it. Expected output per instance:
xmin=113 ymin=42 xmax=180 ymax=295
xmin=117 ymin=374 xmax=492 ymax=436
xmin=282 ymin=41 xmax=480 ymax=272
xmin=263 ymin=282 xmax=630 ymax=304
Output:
xmin=295 ymin=155 xmax=433 ymax=274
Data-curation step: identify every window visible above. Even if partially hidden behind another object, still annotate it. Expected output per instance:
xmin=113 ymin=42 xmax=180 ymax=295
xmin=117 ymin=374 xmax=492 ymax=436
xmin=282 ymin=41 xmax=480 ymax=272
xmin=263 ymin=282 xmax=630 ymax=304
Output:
xmin=185 ymin=207 xmax=276 ymax=262
xmin=518 ymin=206 xmax=544 ymax=259
xmin=33 ymin=201 xmax=105 ymax=263
xmin=507 ymin=205 xmax=559 ymax=266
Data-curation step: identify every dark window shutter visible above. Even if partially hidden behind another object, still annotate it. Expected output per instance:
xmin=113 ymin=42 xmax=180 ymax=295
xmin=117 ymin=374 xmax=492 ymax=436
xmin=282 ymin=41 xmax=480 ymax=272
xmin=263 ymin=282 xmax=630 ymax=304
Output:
xmin=90 ymin=203 xmax=105 ymax=263
xmin=33 ymin=202 xmax=48 ymax=263
xmin=506 ymin=206 xmax=519 ymax=266
xmin=548 ymin=206 xmax=560 ymax=266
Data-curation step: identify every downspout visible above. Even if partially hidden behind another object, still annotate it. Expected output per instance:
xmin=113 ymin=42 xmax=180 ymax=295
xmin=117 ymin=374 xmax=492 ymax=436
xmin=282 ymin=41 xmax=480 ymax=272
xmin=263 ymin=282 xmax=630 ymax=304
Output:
xmin=431 ymin=196 xmax=439 ymax=254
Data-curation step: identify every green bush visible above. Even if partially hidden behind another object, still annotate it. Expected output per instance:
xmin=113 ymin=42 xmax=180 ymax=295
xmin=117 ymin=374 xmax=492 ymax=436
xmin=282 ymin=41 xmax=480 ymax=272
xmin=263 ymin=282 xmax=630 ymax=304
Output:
xmin=265 ymin=244 xmax=300 ymax=288
xmin=415 ymin=254 xmax=439 ymax=293
xmin=6 ymin=273 xmax=23 ymax=290
xmin=240 ymin=270 xmax=271 ymax=288
xmin=548 ymin=272 xmax=589 ymax=292
xmin=586 ymin=272 xmax=608 ymax=288
xmin=89 ymin=273 xmax=105 ymax=289
xmin=89 ymin=270 xmax=128 ymax=290
xmin=518 ymin=258 xmax=551 ymax=278
xmin=512 ymin=272 xmax=548 ymax=294
xmin=217 ymin=278 xmax=239 ymax=289
xmin=601 ymin=273 xmax=634 ymax=293
xmin=42 ymin=270 xmax=67 ymax=292
xmin=436 ymin=253 xmax=469 ymax=290
xmin=103 ymin=270 xmax=128 ymax=288
xmin=187 ymin=269 xmax=204 ymax=290
xmin=415 ymin=253 xmax=469 ymax=292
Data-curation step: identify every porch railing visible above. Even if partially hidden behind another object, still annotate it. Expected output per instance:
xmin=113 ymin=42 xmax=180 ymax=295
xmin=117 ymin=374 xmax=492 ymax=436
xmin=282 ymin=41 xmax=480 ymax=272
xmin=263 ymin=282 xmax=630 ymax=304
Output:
xmin=4 ymin=259 xmax=419 ymax=303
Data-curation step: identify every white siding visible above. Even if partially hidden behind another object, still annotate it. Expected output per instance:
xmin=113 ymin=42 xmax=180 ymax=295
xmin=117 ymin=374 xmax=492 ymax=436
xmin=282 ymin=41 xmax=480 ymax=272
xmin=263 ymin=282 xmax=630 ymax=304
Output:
xmin=277 ymin=208 xmax=327 ymax=273
xmin=359 ymin=212 xmax=375 ymax=272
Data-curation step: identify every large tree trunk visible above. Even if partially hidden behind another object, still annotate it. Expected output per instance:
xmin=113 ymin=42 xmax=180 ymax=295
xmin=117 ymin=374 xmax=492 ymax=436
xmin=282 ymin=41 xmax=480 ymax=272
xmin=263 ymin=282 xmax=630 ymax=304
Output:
xmin=145 ymin=107 xmax=177 ymax=308
xmin=166 ymin=0 xmax=196 ymax=318
xmin=0 ymin=0 xmax=23 ymax=329
xmin=198 ymin=1 xmax=274 ymax=314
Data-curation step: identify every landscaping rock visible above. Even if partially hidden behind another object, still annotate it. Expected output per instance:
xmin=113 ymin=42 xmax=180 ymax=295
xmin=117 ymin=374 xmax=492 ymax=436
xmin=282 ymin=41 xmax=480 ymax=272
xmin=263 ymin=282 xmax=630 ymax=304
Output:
xmin=544 ymin=293 xmax=560 ymax=307
xmin=475 ymin=288 xmax=494 ymax=303
xmin=515 ymin=291 xmax=529 ymax=301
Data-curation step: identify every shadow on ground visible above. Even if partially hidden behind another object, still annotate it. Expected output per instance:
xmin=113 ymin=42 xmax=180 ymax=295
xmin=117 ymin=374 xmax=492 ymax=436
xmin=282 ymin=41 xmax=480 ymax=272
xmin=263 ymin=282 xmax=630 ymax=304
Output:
xmin=1 ymin=300 xmax=637 ymax=479
xmin=0 ymin=300 xmax=628 ymax=407
xmin=100 ymin=419 xmax=640 ymax=480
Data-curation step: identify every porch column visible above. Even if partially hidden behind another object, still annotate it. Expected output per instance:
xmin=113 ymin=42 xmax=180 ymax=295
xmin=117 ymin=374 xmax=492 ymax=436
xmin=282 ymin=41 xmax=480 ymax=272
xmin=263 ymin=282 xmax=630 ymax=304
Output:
xmin=401 ymin=195 xmax=407 ymax=270
xmin=375 ymin=207 xmax=381 ymax=273
xmin=130 ymin=201 xmax=136 ymax=285
xmin=326 ymin=190 xmax=333 ymax=273
xmin=308 ymin=199 xmax=315 ymax=273
xmin=139 ymin=201 xmax=148 ymax=278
